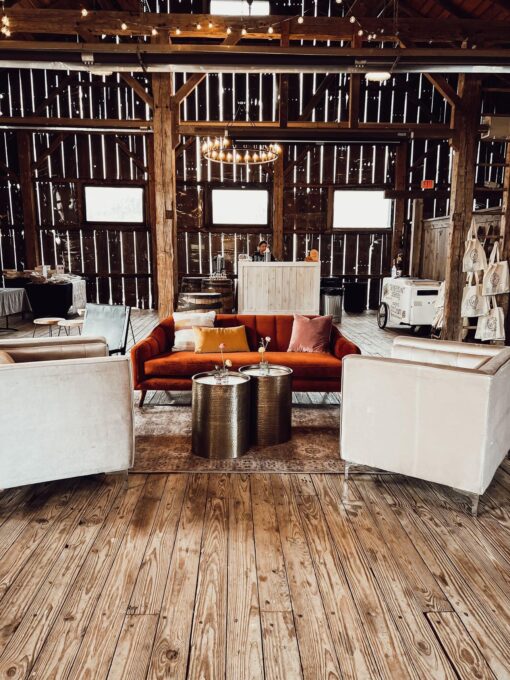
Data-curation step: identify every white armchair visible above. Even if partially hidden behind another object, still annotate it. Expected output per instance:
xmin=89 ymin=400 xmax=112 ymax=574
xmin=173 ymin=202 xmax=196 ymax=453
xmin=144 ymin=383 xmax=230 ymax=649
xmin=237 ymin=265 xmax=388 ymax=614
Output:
xmin=0 ymin=336 xmax=134 ymax=490
xmin=340 ymin=336 xmax=510 ymax=514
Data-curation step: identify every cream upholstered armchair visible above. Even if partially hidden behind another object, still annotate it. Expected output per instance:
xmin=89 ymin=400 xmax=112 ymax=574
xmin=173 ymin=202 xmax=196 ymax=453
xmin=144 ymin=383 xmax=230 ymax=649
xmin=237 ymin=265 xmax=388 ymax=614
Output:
xmin=0 ymin=336 xmax=134 ymax=490
xmin=340 ymin=336 xmax=510 ymax=515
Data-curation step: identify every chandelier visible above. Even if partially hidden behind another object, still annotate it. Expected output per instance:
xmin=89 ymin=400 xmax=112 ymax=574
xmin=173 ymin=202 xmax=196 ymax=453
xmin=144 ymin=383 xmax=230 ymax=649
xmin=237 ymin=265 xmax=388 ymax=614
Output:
xmin=201 ymin=134 xmax=281 ymax=166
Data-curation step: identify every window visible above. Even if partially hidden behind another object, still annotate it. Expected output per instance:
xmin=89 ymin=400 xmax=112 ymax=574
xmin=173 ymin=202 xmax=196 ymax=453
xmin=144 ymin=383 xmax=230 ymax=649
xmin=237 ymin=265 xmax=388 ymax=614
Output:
xmin=332 ymin=190 xmax=392 ymax=229
xmin=210 ymin=0 xmax=270 ymax=15
xmin=84 ymin=186 xmax=144 ymax=223
xmin=212 ymin=189 xmax=269 ymax=226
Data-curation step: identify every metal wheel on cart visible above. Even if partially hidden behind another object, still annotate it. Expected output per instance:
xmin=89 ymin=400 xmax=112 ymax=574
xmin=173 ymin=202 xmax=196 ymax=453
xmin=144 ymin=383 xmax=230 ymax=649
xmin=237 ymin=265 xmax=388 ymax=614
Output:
xmin=377 ymin=302 xmax=389 ymax=329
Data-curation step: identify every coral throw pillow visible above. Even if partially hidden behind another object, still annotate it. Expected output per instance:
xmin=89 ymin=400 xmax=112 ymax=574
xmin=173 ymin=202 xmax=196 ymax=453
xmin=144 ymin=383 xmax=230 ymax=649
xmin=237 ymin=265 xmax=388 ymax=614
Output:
xmin=287 ymin=314 xmax=333 ymax=353
xmin=193 ymin=325 xmax=250 ymax=353
xmin=172 ymin=310 xmax=216 ymax=351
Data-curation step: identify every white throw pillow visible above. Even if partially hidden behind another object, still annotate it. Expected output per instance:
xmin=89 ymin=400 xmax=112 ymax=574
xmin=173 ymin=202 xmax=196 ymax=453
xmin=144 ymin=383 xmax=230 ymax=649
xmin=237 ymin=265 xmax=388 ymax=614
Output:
xmin=172 ymin=310 xmax=216 ymax=351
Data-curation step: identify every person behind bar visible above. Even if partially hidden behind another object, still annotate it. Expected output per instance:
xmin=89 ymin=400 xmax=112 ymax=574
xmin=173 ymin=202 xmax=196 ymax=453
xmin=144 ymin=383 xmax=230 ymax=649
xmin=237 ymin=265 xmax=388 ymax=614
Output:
xmin=251 ymin=240 xmax=274 ymax=262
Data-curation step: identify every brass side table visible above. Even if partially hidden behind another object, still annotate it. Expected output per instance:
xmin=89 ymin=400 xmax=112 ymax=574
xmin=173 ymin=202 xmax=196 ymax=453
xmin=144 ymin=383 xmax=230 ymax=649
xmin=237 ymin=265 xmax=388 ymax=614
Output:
xmin=239 ymin=364 xmax=293 ymax=446
xmin=191 ymin=372 xmax=251 ymax=459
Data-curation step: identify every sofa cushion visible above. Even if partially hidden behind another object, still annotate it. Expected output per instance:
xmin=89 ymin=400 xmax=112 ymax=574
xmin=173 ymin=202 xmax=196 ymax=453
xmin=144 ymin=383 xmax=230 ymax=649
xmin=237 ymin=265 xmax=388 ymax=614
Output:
xmin=287 ymin=314 xmax=333 ymax=353
xmin=194 ymin=325 xmax=250 ymax=353
xmin=144 ymin=350 xmax=342 ymax=380
xmin=172 ymin=310 xmax=215 ymax=351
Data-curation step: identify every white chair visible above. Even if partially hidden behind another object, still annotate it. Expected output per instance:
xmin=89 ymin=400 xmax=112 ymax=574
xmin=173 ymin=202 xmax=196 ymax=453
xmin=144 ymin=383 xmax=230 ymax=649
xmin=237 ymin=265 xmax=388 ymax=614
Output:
xmin=0 ymin=335 xmax=134 ymax=490
xmin=340 ymin=336 xmax=510 ymax=515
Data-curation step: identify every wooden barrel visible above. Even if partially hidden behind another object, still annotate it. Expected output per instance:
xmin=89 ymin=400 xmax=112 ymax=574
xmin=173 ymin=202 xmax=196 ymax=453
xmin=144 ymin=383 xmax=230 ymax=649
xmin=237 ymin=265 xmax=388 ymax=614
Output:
xmin=180 ymin=276 xmax=203 ymax=294
xmin=177 ymin=292 xmax=222 ymax=313
xmin=201 ymin=278 xmax=234 ymax=313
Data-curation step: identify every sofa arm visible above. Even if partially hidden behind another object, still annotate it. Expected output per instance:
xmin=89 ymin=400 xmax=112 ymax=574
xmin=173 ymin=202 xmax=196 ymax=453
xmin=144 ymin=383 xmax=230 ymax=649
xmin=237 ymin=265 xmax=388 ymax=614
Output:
xmin=331 ymin=326 xmax=361 ymax=360
xmin=130 ymin=321 xmax=174 ymax=387
xmin=0 ymin=356 xmax=134 ymax=489
xmin=0 ymin=335 xmax=108 ymax=362
xmin=340 ymin=354 xmax=490 ymax=494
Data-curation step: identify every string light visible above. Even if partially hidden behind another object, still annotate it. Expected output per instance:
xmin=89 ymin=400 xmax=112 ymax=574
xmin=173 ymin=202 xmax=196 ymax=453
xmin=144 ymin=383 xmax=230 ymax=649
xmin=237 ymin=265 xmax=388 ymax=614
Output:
xmin=297 ymin=16 xmax=304 ymax=24
xmin=196 ymin=22 xmax=202 ymax=30
xmin=267 ymin=26 xmax=274 ymax=34
xmin=151 ymin=27 xmax=158 ymax=36
xmin=349 ymin=15 xmax=356 ymax=23
xmin=241 ymin=27 xmax=247 ymax=35
xmin=121 ymin=22 xmax=127 ymax=30
xmin=81 ymin=8 xmax=88 ymax=17
xmin=357 ymin=29 xmax=363 ymax=36
xmin=208 ymin=21 xmax=213 ymax=28
xmin=226 ymin=26 xmax=232 ymax=35
xmin=175 ymin=27 xmax=181 ymax=35
xmin=2 ymin=15 xmax=9 ymax=26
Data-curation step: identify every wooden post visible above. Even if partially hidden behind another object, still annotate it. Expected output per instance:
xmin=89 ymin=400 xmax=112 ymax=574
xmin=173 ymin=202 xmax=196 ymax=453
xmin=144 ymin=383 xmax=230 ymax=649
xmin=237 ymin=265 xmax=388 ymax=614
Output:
xmin=442 ymin=75 xmax=481 ymax=341
xmin=391 ymin=141 xmax=409 ymax=266
xmin=500 ymin=142 xmax=510 ymax=344
xmin=151 ymin=69 xmax=178 ymax=319
xmin=17 ymin=131 xmax=40 ymax=269
xmin=410 ymin=198 xmax=424 ymax=276
xmin=279 ymin=24 xmax=289 ymax=128
xmin=272 ymin=151 xmax=284 ymax=260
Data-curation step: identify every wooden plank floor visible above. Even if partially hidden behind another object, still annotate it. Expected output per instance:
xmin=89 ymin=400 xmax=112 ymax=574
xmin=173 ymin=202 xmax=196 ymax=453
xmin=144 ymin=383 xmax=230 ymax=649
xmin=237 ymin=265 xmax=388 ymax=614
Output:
xmin=2 ymin=309 xmax=509 ymax=678
xmin=1 ymin=470 xmax=510 ymax=679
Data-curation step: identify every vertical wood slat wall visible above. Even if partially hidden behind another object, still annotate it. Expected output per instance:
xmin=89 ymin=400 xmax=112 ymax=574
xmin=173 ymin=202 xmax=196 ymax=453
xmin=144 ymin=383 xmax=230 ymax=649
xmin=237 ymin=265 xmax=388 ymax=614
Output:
xmin=0 ymin=48 xmax=508 ymax=309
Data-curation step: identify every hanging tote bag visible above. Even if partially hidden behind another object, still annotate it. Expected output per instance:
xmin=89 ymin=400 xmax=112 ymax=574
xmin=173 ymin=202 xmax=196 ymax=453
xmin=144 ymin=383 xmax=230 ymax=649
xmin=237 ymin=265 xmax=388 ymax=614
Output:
xmin=481 ymin=241 xmax=510 ymax=296
xmin=475 ymin=296 xmax=505 ymax=342
xmin=461 ymin=272 xmax=490 ymax=318
xmin=462 ymin=221 xmax=487 ymax=273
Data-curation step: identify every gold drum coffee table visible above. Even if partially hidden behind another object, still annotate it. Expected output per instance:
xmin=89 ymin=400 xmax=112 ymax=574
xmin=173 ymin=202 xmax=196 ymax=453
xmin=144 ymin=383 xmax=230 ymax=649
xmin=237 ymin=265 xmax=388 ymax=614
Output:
xmin=239 ymin=364 xmax=293 ymax=446
xmin=191 ymin=371 xmax=251 ymax=459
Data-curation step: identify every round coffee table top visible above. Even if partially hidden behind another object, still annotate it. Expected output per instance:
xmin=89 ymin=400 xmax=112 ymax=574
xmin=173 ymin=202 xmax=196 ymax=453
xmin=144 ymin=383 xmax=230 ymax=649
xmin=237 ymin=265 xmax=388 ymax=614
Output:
xmin=33 ymin=317 xmax=65 ymax=326
xmin=239 ymin=364 xmax=293 ymax=378
xmin=57 ymin=318 xmax=84 ymax=327
xmin=192 ymin=371 xmax=250 ymax=386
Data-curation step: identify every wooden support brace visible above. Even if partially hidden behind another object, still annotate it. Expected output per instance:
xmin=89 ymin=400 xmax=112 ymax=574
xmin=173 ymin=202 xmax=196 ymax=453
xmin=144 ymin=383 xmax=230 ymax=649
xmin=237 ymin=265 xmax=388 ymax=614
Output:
xmin=298 ymin=73 xmax=336 ymax=122
xmin=442 ymin=75 xmax=482 ymax=341
xmin=120 ymin=73 xmax=154 ymax=110
xmin=114 ymin=136 xmax=148 ymax=174
xmin=31 ymin=132 xmax=70 ymax=172
xmin=272 ymin=152 xmax=284 ymax=260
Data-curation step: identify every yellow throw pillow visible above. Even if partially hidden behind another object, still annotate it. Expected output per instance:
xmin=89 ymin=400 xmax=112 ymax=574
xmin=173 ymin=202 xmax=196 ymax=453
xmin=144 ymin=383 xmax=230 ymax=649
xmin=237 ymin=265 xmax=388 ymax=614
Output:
xmin=193 ymin=326 xmax=250 ymax=353
xmin=0 ymin=350 xmax=15 ymax=365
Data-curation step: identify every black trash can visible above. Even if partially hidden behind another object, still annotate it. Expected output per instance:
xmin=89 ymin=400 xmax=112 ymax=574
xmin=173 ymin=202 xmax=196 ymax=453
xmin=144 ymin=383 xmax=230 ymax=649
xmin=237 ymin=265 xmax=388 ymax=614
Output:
xmin=343 ymin=280 xmax=368 ymax=314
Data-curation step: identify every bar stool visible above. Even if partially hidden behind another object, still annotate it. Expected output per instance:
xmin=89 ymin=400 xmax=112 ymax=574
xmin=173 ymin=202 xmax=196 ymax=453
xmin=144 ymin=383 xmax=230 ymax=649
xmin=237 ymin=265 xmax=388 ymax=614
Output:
xmin=32 ymin=317 xmax=65 ymax=337
xmin=57 ymin=318 xmax=84 ymax=336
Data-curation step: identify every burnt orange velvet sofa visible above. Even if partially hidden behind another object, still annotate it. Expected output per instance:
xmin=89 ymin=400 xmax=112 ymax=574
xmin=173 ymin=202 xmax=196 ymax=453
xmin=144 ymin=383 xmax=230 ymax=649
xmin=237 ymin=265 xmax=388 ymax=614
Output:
xmin=131 ymin=314 xmax=361 ymax=405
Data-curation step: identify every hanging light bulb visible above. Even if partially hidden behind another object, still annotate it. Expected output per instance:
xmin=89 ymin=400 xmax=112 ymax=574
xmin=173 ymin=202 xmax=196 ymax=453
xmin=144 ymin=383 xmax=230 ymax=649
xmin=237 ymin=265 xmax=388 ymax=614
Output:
xmin=208 ymin=21 xmax=213 ymax=28
xmin=241 ymin=27 xmax=247 ymax=35
xmin=151 ymin=27 xmax=158 ymax=36
xmin=175 ymin=27 xmax=181 ymax=35
xmin=226 ymin=26 xmax=232 ymax=35
xmin=267 ymin=26 xmax=274 ymax=34
xmin=121 ymin=22 xmax=127 ymax=30
xmin=81 ymin=8 xmax=88 ymax=17
xmin=196 ymin=22 xmax=202 ymax=30
xmin=1 ymin=16 xmax=9 ymax=25
xmin=357 ymin=29 xmax=363 ymax=36
xmin=349 ymin=15 xmax=356 ymax=23
xmin=297 ymin=16 xmax=304 ymax=24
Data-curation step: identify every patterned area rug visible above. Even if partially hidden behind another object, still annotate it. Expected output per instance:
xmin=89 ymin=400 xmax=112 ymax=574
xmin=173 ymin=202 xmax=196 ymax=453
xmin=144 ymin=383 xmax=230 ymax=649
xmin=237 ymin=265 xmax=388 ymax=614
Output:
xmin=134 ymin=404 xmax=343 ymax=473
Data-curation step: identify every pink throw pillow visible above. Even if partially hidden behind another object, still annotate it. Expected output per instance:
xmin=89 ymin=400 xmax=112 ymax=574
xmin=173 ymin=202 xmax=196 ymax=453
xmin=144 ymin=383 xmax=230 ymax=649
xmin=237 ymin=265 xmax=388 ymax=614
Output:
xmin=287 ymin=314 xmax=333 ymax=353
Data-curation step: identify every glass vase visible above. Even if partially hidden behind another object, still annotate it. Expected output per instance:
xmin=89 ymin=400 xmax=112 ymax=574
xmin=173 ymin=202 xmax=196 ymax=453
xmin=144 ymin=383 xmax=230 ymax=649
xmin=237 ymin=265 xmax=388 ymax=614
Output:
xmin=259 ymin=359 xmax=269 ymax=375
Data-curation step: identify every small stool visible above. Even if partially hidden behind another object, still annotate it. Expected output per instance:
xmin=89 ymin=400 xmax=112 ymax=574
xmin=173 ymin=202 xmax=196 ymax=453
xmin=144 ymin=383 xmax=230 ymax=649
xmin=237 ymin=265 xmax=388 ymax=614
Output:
xmin=57 ymin=318 xmax=84 ymax=336
xmin=33 ymin=317 xmax=65 ymax=337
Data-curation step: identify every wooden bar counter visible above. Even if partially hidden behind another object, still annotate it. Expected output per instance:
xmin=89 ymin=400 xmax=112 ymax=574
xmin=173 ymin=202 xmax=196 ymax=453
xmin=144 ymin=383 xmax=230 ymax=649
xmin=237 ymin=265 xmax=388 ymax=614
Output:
xmin=237 ymin=261 xmax=320 ymax=314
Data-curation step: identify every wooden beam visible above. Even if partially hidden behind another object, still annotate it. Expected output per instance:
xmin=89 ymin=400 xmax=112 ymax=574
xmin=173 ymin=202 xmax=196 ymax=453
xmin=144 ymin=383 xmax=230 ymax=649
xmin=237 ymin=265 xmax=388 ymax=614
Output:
xmin=31 ymin=132 xmax=69 ymax=171
xmin=114 ymin=136 xmax=148 ymax=174
xmin=17 ymin=131 xmax=40 ymax=269
xmin=0 ymin=117 xmax=151 ymax=131
xmin=6 ymin=10 xmax=510 ymax=43
xmin=442 ymin=75 xmax=482 ymax=341
xmin=173 ymin=32 xmax=241 ymax=105
xmin=391 ymin=142 xmax=409 ymax=266
xmin=278 ymin=23 xmax=289 ymax=129
xmin=272 ymin=152 xmax=284 ymax=260
xmin=119 ymin=73 xmax=154 ymax=110
xmin=500 ymin=142 xmax=510 ymax=344
xmin=298 ymin=74 xmax=336 ymax=122
xmin=423 ymin=73 xmax=462 ymax=110
xmin=151 ymin=70 xmax=178 ymax=319
xmin=283 ymin=145 xmax=314 ymax=179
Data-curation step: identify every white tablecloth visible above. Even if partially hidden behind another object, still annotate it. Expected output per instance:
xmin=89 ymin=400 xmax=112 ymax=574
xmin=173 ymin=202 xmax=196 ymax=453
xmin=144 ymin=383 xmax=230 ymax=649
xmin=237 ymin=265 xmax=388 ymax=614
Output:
xmin=0 ymin=288 xmax=31 ymax=318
